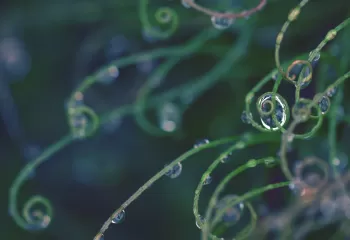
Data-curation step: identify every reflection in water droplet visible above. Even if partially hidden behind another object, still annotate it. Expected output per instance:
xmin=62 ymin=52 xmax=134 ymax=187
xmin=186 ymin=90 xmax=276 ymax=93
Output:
xmin=165 ymin=162 xmax=182 ymax=179
xmin=194 ymin=139 xmax=210 ymax=148
xmin=215 ymin=194 xmax=244 ymax=225
xmin=112 ymin=210 xmax=125 ymax=224
xmin=203 ymin=175 xmax=212 ymax=185
xmin=211 ymin=14 xmax=234 ymax=30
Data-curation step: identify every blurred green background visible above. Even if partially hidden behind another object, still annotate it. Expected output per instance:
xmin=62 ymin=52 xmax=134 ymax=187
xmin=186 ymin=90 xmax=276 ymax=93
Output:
xmin=1 ymin=0 xmax=350 ymax=239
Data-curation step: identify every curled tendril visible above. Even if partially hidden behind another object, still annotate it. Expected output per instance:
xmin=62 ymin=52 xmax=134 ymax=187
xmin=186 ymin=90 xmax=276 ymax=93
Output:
xmin=286 ymin=60 xmax=313 ymax=87
xmin=182 ymin=0 xmax=266 ymax=19
xmin=203 ymin=179 xmax=290 ymax=240
xmin=66 ymin=93 xmax=99 ymax=139
xmin=133 ymin=28 xmax=222 ymax=137
xmin=246 ymin=91 xmax=290 ymax=133
xmin=256 ymin=92 xmax=290 ymax=131
xmin=9 ymin=135 xmax=73 ymax=231
xmin=139 ymin=0 xmax=179 ymax=39
xmin=291 ymin=157 xmax=329 ymax=196
xmin=22 ymin=195 xmax=53 ymax=230
xmin=93 ymin=133 xmax=283 ymax=240
xmin=199 ymin=158 xmax=265 ymax=240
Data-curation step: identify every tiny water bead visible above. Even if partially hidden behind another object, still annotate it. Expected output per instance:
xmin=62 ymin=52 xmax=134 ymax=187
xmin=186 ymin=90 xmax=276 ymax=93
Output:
xmin=221 ymin=153 xmax=232 ymax=163
xmin=211 ymin=14 xmax=234 ymax=30
xmin=69 ymin=113 xmax=89 ymax=139
xmin=112 ymin=210 xmax=125 ymax=224
xmin=241 ymin=111 xmax=252 ymax=124
xmin=272 ymin=72 xmax=279 ymax=81
xmin=317 ymin=95 xmax=331 ymax=114
xmin=165 ymin=162 xmax=182 ymax=179
xmin=194 ymin=139 xmax=210 ymax=148
xmin=203 ymin=175 xmax=212 ymax=185
xmin=326 ymin=87 xmax=337 ymax=98
xmin=158 ymin=102 xmax=181 ymax=132
xmin=196 ymin=215 xmax=206 ymax=229
xmin=96 ymin=65 xmax=119 ymax=85
xmin=215 ymin=195 xmax=244 ymax=225
xmin=181 ymin=0 xmax=191 ymax=9
xmin=257 ymin=93 xmax=288 ymax=131
xmin=332 ymin=152 xmax=348 ymax=173
xmin=309 ymin=50 xmax=321 ymax=62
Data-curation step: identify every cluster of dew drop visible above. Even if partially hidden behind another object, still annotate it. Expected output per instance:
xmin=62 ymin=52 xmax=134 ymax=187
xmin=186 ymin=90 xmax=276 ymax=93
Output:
xmin=240 ymin=0 xmax=350 ymax=238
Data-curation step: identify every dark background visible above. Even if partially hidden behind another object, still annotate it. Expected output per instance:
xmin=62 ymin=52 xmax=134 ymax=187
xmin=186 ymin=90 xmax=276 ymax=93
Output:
xmin=1 ymin=0 xmax=350 ymax=239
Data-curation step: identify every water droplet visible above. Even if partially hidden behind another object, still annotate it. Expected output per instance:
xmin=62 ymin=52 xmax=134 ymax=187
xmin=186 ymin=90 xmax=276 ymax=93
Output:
xmin=194 ymin=139 xmax=210 ymax=148
xmin=181 ymin=0 xmax=190 ymax=8
xmin=326 ymin=87 xmax=337 ymax=98
xmin=112 ymin=210 xmax=125 ymax=224
xmin=318 ymin=95 xmax=330 ymax=114
xmin=96 ymin=65 xmax=119 ymax=85
xmin=215 ymin=195 xmax=244 ymax=225
xmin=211 ymin=14 xmax=234 ymax=30
xmin=332 ymin=152 xmax=348 ymax=173
xmin=203 ymin=175 xmax=212 ymax=185
xmin=158 ymin=102 xmax=181 ymax=132
xmin=221 ymin=153 xmax=232 ymax=163
xmin=241 ymin=111 xmax=252 ymax=124
xmin=165 ymin=162 xmax=182 ymax=179
xmin=70 ymin=113 xmax=89 ymax=139
xmin=309 ymin=50 xmax=320 ymax=62
xmin=66 ymin=93 xmax=84 ymax=113
xmin=258 ymin=93 xmax=288 ymax=130
xmin=196 ymin=215 xmax=206 ymax=229
xmin=272 ymin=72 xmax=279 ymax=81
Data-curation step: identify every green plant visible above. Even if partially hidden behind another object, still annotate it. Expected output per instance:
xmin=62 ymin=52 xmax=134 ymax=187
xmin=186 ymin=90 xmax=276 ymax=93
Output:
xmin=8 ymin=0 xmax=350 ymax=239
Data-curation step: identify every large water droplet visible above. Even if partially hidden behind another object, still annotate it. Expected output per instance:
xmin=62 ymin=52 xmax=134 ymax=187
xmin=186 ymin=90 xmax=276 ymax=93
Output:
xmin=211 ymin=14 xmax=234 ymax=30
xmin=318 ymin=95 xmax=330 ymax=115
xmin=112 ymin=210 xmax=125 ymax=224
xmin=258 ymin=93 xmax=288 ymax=131
xmin=215 ymin=195 xmax=244 ymax=225
xmin=165 ymin=162 xmax=182 ymax=179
